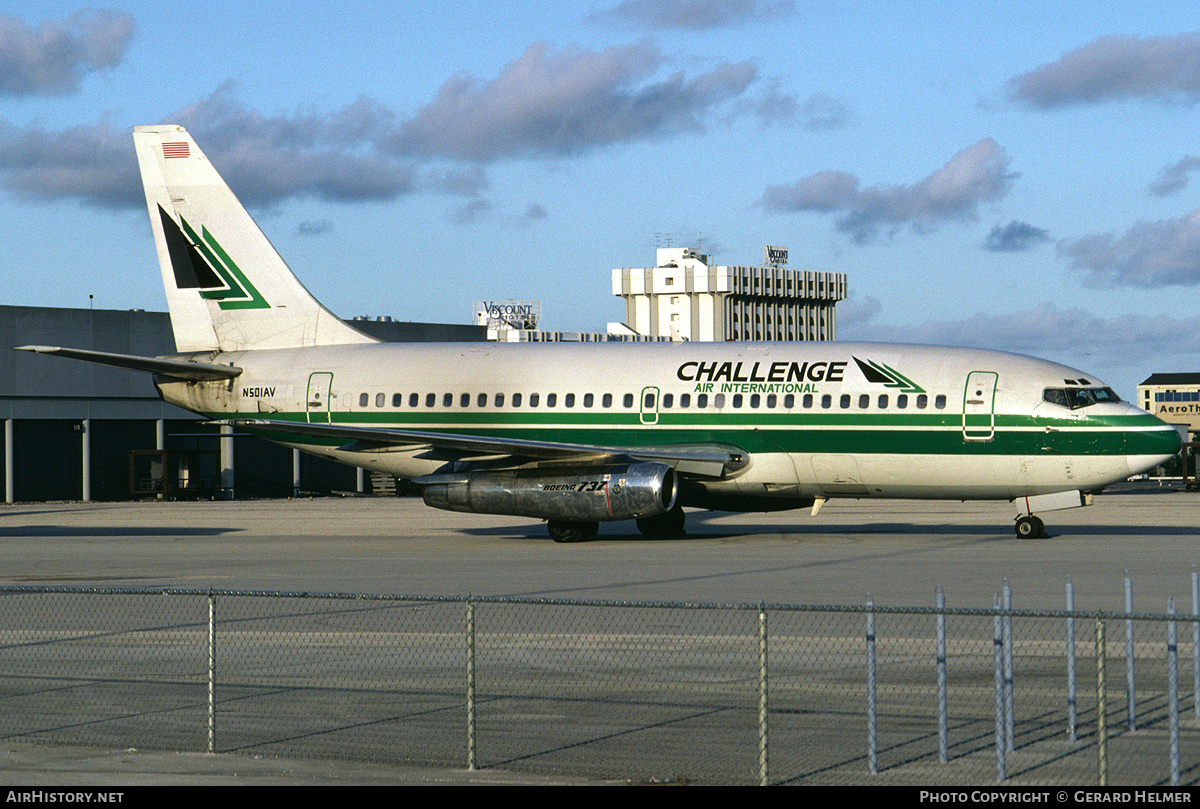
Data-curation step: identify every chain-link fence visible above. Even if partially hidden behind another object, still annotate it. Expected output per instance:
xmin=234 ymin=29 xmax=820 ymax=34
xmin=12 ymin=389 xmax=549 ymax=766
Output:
xmin=1 ymin=585 xmax=1198 ymax=785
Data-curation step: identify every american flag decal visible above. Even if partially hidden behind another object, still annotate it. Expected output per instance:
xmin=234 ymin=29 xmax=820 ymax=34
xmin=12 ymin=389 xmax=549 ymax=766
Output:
xmin=162 ymin=142 xmax=190 ymax=159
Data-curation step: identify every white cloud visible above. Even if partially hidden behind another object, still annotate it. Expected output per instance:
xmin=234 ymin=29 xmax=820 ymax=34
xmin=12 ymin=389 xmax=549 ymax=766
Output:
xmin=388 ymin=40 xmax=759 ymax=161
xmin=1149 ymin=156 xmax=1200 ymax=196
xmin=0 ymin=10 xmax=135 ymax=97
xmin=984 ymin=220 xmax=1050 ymax=252
xmin=762 ymin=139 xmax=1016 ymax=243
xmin=835 ymin=293 xmax=882 ymax=328
xmin=841 ymin=301 xmax=1200 ymax=377
xmin=0 ymin=120 xmax=140 ymax=208
xmin=0 ymin=38 xmax=781 ymax=207
xmin=450 ymin=198 xmax=493 ymax=225
xmin=0 ymin=85 xmax=418 ymax=208
xmin=593 ymin=0 xmax=794 ymax=31
xmin=1060 ymin=210 xmax=1200 ymax=287
xmin=1008 ymin=32 xmax=1200 ymax=109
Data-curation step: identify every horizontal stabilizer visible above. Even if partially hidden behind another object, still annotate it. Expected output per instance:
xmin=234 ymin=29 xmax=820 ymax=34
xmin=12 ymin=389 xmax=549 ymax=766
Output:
xmin=14 ymin=345 xmax=242 ymax=381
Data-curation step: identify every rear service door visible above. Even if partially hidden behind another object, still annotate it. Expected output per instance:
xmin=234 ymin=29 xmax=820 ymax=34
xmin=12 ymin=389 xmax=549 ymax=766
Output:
xmin=307 ymin=372 xmax=333 ymax=423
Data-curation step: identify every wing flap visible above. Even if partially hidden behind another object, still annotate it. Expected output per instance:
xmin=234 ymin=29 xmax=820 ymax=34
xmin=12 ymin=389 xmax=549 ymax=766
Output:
xmin=219 ymin=418 xmax=746 ymax=478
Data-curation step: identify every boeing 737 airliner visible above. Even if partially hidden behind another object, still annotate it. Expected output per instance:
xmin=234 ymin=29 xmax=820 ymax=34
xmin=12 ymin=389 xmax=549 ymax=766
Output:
xmin=16 ymin=125 xmax=1183 ymax=541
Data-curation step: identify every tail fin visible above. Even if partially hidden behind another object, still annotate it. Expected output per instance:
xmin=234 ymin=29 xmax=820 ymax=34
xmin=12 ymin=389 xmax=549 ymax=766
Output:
xmin=133 ymin=125 xmax=377 ymax=353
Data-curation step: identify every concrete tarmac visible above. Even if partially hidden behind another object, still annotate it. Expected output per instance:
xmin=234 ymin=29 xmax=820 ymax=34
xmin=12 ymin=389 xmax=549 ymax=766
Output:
xmin=1 ymin=482 xmax=1197 ymax=610
xmin=0 ymin=741 xmax=607 ymax=786
xmin=1 ymin=483 xmax=1198 ymax=786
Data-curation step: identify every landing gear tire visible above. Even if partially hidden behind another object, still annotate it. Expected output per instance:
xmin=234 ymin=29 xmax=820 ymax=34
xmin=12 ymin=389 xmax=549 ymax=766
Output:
xmin=1014 ymin=515 xmax=1045 ymax=539
xmin=636 ymin=506 xmax=686 ymax=538
xmin=547 ymin=520 xmax=599 ymax=543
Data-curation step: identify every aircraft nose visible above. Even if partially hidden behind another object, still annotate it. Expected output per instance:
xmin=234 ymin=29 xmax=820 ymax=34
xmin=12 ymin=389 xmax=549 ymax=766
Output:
xmin=1125 ymin=416 xmax=1183 ymax=477
xmin=1153 ymin=420 xmax=1184 ymax=456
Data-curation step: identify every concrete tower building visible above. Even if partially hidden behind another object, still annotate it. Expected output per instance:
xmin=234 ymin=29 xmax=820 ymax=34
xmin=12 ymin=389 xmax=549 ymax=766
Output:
xmin=611 ymin=247 xmax=847 ymax=342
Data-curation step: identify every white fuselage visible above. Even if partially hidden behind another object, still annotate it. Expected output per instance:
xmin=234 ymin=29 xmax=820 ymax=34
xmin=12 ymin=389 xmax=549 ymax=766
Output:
xmin=155 ymin=340 xmax=1180 ymax=505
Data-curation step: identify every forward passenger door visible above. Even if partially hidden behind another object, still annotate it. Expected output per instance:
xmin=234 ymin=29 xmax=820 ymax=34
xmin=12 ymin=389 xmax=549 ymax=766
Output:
xmin=962 ymin=371 xmax=998 ymax=441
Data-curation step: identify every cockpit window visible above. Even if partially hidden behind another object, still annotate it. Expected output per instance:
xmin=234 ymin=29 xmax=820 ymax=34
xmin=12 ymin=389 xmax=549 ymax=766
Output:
xmin=1043 ymin=388 xmax=1069 ymax=408
xmin=1043 ymin=387 xmax=1122 ymax=409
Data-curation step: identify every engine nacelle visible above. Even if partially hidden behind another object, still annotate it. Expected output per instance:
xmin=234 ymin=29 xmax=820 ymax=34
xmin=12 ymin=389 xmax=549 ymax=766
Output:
xmin=419 ymin=462 xmax=678 ymax=522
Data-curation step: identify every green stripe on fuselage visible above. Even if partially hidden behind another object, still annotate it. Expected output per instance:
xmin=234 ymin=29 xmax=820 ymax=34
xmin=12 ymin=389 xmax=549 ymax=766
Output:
xmin=221 ymin=409 xmax=1175 ymax=457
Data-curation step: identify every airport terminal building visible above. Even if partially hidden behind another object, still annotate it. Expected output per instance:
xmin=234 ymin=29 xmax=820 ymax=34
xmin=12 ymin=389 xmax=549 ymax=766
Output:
xmin=1138 ymin=373 xmax=1200 ymax=440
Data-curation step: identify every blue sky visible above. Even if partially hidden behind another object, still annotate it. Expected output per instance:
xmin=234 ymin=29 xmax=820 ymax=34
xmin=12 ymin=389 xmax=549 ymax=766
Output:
xmin=2 ymin=1 xmax=1200 ymax=398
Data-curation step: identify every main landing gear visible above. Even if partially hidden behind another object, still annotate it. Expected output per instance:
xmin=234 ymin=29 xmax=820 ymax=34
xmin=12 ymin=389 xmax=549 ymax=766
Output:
xmin=547 ymin=506 xmax=687 ymax=543
xmin=1014 ymin=514 xmax=1046 ymax=539
xmin=547 ymin=520 xmax=599 ymax=543
xmin=636 ymin=506 xmax=686 ymax=538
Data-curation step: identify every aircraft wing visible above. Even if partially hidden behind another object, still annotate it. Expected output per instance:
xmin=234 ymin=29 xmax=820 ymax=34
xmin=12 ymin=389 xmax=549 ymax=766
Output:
xmin=14 ymin=345 xmax=242 ymax=381
xmin=219 ymin=418 xmax=747 ymax=478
